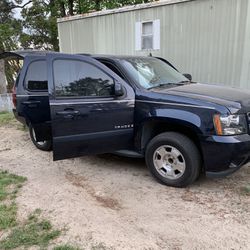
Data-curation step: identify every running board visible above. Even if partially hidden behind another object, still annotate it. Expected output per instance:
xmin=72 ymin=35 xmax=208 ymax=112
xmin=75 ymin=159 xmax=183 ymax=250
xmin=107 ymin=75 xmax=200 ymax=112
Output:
xmin=113 ymin=150 xmax=144 ymax=158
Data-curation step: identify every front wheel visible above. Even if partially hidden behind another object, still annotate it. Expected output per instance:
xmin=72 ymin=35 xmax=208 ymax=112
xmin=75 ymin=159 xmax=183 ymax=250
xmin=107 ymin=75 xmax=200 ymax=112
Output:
xmin=145 ymin=132 xmax=201 ymax=187
xmin=29 ymin=125 xmax=52 ymax=151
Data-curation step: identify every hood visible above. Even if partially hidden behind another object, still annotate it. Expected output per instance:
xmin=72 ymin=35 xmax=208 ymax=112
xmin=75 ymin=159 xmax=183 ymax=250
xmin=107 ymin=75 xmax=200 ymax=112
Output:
xmin=155 ymin=83 xmax=250 ymax=114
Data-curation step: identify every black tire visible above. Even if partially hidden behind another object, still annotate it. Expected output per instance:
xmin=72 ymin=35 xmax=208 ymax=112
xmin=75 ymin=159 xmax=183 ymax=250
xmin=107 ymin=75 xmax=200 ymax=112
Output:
xmin=145 ymin=132 xmax=201 ymax=188
xmin=29 ymin=125 xmax=52 ymax=151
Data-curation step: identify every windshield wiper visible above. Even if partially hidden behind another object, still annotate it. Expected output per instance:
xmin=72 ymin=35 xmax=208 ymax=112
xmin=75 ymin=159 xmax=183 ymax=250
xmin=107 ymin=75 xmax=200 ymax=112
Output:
xmin=147 ymin=81 xmax=188 ymax=90
xmin=178 ymin=80 xmax=191 ymax=84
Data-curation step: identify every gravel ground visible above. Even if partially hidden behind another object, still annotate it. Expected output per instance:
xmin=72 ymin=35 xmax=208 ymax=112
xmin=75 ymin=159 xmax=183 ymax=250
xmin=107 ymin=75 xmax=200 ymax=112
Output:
xmin=0 ymin=124 xmax=249 ymax=250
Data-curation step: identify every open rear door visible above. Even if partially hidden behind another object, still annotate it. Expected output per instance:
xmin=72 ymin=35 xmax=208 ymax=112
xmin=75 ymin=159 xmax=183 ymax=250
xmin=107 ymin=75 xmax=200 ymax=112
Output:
xmin=0 ymin=50 xmax=51 ymax=60
xmin=0 ymin=50 xmax=52 ymax=141
xmin=0 ymin=51 xmax=24 ymax=60
xmin=47 ymin=53 xmax=135 ymax=160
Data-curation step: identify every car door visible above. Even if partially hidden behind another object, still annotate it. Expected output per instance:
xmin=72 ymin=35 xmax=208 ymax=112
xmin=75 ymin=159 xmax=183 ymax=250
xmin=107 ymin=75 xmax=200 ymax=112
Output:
xmin=18 ymin=57 xmax=51 ymax=141
xmin=0 ymin=51 xmax=51 ymax=141
xmin=47 ymin=53 xmax=135 ymax=161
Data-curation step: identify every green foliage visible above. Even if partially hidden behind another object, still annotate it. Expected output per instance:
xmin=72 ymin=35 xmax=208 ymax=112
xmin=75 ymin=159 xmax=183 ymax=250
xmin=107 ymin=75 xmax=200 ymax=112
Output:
xmin=0 ymin=1 xmax=23 ymax=92
xmin=0 ymin=1 xmax=22 ymax=52
xmin=0 ymin=112 xmax=14 ymax=126
xmin=19 ymin=0 xmax=154 ymax=51
xmin=0 ymin=203 xmax=18 ymax=230
xmin=0 ymin=217 xmax=61 ymax=249
xmin=0 ymin=171 xmax=62 ymax=249
xmin=0 ymin=0 xmax=154 ymax=91
xmin=75 ymin=0 xmax=152 ymax=14
xmin=20 ymin=0 xmax=60 ymax=51
xmin=0 ymin=170 xmax=27 ymax=230
xmin=240 ymin=185 xmax=250 ymax=195
xmin=0 ymin=170 xmax=26 ymax=201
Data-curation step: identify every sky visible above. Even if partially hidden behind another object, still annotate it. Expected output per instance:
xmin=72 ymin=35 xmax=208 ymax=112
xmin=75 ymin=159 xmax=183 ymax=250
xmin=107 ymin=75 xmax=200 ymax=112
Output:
xmin=13 ymin=0 xmax=32 ymax=19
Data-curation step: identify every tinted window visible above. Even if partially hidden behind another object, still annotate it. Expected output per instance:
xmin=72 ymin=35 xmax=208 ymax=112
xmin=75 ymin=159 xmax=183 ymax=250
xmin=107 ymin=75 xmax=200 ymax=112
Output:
xmin=99 ymin=61 xmax=125 ymax=80
xmin=53 ymin=59 xmax=115 ymax=97
xmin=25 ymin=60 xmax=48 ymax=91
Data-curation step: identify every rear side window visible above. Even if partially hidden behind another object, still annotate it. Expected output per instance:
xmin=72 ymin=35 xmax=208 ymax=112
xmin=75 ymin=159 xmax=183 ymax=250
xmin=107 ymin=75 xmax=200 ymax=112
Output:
xmin=53 ymin=59 xmax=115 ymax=98
xmin=25 ymin=60 xmax=48 ymax=91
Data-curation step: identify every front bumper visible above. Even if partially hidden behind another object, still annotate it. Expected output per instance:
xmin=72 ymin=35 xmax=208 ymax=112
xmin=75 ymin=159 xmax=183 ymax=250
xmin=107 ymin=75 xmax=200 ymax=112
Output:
xmin=200 ymin=134 xmax=250 ymax=177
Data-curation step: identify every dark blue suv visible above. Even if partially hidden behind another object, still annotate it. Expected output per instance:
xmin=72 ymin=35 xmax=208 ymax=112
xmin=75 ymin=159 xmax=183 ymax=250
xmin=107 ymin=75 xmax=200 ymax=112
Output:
xmin=2 ymin=51 xmax=250 ymax=187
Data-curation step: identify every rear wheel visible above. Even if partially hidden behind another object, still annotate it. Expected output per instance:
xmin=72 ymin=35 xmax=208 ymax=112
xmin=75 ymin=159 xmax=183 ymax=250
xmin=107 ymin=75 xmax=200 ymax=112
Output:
xmin=145 ymin=132 xmax=201 ymax=187
xmin=29 ymin=125 xmax=52 ymax=151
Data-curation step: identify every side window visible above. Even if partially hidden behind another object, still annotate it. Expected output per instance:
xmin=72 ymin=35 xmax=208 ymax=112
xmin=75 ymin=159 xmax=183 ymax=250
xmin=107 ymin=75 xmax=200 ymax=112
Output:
xmin=53 ymin=59 xmax=115 ymax=98
xmin=25 ymin=60 xmax=48 ymax=91
xmin=99 ymin=61 xmax=125 ymax=80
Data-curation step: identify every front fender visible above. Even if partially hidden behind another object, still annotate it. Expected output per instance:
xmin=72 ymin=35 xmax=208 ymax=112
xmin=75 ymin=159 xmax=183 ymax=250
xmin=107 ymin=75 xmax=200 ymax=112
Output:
xmin=153 ymin=109 xmax=202 ymax=133
xmin=135 ymin=108 xmax=206 ymax=151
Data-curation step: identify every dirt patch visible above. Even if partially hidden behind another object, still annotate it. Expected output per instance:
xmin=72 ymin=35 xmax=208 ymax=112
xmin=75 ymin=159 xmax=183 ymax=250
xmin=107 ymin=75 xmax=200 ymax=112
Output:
xmin=0 ymin=124 xmax=250 ymax=249
xmin=65 ymin=171 xmax=122 ymax=210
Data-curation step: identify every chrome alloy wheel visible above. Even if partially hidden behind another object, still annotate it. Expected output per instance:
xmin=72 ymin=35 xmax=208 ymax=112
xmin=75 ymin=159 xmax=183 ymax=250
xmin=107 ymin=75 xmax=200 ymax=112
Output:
xmin=153 ymin=145 xmax=186 ymax=180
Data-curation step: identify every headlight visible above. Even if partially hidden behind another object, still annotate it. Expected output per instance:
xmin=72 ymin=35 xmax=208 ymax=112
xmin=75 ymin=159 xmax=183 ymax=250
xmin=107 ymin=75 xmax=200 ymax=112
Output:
xmin=213 ymin=114 xmax=247 ymax=135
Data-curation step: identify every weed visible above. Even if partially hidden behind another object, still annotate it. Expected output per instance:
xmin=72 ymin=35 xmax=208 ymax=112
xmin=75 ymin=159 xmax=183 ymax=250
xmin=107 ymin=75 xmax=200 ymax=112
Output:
xmin=0 ymin=112 xmax=14 ymax=126
xmin=0 ymin=217 xmax=60 ymax=249
xmin=0 ymin=170 xmax=80 ymax=249
xmin=0 ymin=203 xmax=17 ymax=229
xmin=0 ymin=171 xmax=26 ymax=229
xmin=240 ymin=185 xmax=250 ymax=195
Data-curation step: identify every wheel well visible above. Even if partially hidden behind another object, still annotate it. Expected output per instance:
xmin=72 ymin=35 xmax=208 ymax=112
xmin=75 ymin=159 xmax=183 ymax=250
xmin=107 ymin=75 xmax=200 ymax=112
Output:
xmin=139 ymin=120 xmax=203 ymax=162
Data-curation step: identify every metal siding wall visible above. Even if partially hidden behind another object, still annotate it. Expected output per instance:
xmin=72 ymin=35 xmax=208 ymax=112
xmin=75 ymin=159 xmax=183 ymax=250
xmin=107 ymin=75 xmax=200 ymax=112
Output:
xmin=58 ymin=0 xmax=250 ymax=89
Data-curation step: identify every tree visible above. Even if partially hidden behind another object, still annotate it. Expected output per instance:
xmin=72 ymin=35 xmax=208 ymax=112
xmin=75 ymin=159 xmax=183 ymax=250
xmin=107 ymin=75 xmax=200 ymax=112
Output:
xmin=20 ymin=0 xmax=60 ymax=51
xmin=0 ymin=0 xmax=23 ymax=93
xmin=0 ymin=0 xmax=155 ymax=92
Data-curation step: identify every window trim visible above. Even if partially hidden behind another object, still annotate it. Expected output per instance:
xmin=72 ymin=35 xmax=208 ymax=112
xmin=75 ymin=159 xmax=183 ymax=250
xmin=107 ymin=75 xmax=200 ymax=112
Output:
xmin=23 ymin=59 xmax=48 ymax=93
xmin=135 ymin=19 xmax=160 ymax=51
xmin=141 ymin=21 xmax=154 ymax=50
xmin=52 ymin=58 xmax=116 ymax=100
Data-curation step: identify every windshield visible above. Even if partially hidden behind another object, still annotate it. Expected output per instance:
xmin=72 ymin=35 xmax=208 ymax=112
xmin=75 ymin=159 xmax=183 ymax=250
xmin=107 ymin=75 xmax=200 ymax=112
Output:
xmin=120 ymin=57 xmax=189 ymax=89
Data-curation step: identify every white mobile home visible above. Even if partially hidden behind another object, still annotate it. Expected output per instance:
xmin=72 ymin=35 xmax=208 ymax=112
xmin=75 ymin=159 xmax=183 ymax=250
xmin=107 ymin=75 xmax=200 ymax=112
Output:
xmin=57 ymin=0 xmax=250 ymax=89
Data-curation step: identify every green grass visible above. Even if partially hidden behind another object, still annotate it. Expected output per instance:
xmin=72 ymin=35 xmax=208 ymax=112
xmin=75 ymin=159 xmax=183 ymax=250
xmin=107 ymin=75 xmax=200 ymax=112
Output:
xmin=240 ymin=185 xmax=250 ymax=195
xmin=0 ymin=111 xmax=27 ymax=130
xmin=0 ymin=170 xmax=27 ymax=201
xmin=0 ymin=112 xmax=14 ymax=126
xmin=0 ymin=170 xmax=81 ymax=249
xmin=0 ymin=170 xmax=62 ymax=249
xmin=0 ymin=216 xmax=61 ymax=249
xmin=0 ymin=203 xmax=18 ymax=230
xmin=0 ymin=171 xmax=27 ymax=230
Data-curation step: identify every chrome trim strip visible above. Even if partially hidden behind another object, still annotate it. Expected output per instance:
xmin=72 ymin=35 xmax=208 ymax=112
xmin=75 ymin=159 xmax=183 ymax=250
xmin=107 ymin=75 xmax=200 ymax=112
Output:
xmin=135 ymin=100 xmax=215 ymax=109
xmin=17 ymin=94 xmax=48 ymax=97
xmin=50 ymin=99 xmax=135 ymax=105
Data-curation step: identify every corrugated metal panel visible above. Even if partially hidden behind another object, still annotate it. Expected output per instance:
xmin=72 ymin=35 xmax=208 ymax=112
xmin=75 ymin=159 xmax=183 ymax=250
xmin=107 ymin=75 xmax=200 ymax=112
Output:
xmin=58 ymin=0 xmax=250 ymax=89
